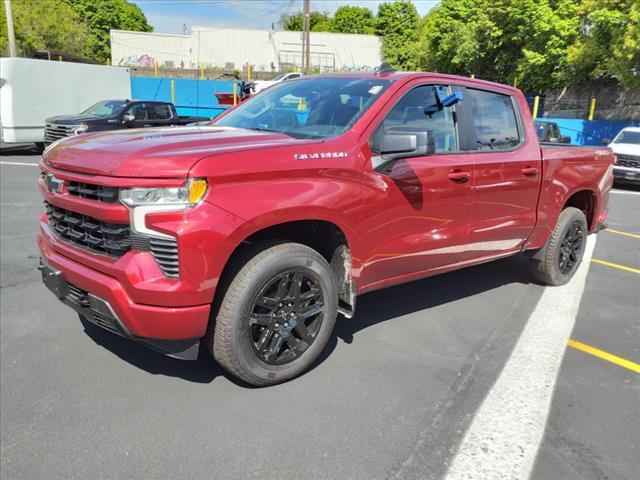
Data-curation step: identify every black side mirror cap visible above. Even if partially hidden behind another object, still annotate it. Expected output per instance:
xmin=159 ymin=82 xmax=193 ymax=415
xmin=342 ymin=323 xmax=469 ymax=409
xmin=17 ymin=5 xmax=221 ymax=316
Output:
xmin=601 ymin=138 xmax=611 ymax=145
xmin=371 ymin=128 xmax=436 ymax=172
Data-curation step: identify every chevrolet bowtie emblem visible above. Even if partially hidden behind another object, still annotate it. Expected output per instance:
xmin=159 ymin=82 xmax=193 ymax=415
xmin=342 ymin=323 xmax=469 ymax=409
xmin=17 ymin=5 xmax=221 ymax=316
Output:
xmin=44 ymin=173 xmax=65 ymax=194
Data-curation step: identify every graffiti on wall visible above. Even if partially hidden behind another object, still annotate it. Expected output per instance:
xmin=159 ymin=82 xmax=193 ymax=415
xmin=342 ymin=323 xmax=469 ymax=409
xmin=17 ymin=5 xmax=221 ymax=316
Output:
xmin=119 ymin=54 xmax=156 ymax=68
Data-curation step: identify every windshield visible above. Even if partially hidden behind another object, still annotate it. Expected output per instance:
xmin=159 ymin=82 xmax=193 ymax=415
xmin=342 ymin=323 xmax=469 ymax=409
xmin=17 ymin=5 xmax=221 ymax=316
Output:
xmin=614 ymin=130 xmax=640 ymax=145
xmin=214 ymin=77 xmax=391 ymax=139
xmin=82 ymin=100 xmax=127 ymax=117
xmin=273 ymin=73 xmax=287 ymax=81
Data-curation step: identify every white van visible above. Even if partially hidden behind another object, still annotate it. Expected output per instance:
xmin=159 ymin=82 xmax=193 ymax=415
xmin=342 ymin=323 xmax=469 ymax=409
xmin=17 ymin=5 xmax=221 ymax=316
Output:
xmin=0 ymin=58 xmax=131 ymax=148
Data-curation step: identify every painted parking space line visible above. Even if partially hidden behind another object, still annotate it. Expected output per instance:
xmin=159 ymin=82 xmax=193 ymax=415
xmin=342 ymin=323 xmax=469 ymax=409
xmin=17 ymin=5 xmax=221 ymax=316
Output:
xmin=605 ymin=228 xmax=640 ymax=239
xmin=0 ymin=161 xmax=40 ymax=166
xmin=568 ymin=339 xmax=640 ymax=374
xmin=591 ymin=258 xmax=640 ymax=275
xmin=443 ymin=235 xmax=597 ymax=480
xmin=610 ymin=189 xmax=640 ymax=196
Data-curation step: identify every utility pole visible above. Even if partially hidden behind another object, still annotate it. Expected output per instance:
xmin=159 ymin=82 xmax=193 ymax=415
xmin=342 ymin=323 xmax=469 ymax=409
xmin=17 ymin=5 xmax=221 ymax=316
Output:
xmin=303 ymin=0 xmax=310 ymax=74
xmin=4 ymin=0 xmax=17 ymax=57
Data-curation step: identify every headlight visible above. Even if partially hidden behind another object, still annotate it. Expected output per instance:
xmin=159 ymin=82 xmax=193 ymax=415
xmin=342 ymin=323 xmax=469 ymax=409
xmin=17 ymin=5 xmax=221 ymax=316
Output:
xmin=119 ymin=179 xmax=208 ymax=207
xmin=74 ymin=123 xmax=89 ymax=135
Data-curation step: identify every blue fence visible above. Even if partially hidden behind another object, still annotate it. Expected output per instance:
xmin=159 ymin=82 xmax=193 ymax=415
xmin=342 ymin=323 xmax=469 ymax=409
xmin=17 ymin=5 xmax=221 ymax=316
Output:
xmin=131 ymin=77 xmax=237 ymax=118
xmin=535 ymin=118 xmax=640 ymax=146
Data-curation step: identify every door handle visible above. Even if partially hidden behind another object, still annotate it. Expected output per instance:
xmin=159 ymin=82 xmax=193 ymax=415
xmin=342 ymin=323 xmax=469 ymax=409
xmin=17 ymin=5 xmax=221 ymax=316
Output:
xmin=521 ymin=167 xmax=539 ymax=177
xmin=448 ymin=170 xmax=470 ymax=183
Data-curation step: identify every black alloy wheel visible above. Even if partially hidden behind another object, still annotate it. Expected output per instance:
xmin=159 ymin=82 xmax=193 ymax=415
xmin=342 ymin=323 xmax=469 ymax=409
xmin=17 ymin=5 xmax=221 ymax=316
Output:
xmin=247 ymin=270 xmax=324 ymax=365
xmin=558 ymin=221 xmax=584 ymax=274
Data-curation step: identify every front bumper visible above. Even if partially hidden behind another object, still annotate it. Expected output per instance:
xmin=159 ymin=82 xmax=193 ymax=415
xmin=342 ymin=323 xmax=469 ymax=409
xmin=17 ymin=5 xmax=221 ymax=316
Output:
xmin=38 ymin=226 xmax=211 ymax=360
xmin=38 ymin=259 xmax=201 ymax=359
xmin=613 ymin=166 xmax=640 ymax=185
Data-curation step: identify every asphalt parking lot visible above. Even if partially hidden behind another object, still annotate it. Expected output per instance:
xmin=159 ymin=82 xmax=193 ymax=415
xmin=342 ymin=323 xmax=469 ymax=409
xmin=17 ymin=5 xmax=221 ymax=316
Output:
xmin=1 ymin=147 xmax=638 ymax=480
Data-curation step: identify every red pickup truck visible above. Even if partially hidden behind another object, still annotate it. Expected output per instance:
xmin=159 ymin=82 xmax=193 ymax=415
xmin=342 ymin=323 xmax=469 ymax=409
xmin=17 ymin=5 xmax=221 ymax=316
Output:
xmin=38 ymin=72 xmax=614 ymax=386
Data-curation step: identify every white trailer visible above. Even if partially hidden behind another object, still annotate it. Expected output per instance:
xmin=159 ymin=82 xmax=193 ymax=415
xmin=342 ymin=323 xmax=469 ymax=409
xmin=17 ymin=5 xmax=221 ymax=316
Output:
xmin=0 ymin=58 xmax=131 ymax=146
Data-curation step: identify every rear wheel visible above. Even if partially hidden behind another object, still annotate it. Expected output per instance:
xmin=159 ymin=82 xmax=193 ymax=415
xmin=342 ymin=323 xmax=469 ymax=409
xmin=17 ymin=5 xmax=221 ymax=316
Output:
xmin=530 ymin=207 xmax=588 ymax=286
xmin=207 ymin=242 xmax=338 ymax=386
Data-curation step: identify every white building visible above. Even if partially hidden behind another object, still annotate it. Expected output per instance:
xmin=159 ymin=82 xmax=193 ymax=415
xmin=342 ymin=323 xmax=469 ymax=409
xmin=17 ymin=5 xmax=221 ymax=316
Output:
xmin=110 ymin=28 xmax=381 ymax=72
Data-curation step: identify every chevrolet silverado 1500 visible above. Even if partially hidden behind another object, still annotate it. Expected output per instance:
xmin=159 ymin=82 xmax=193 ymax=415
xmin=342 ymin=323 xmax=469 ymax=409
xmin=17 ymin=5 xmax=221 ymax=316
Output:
xmin=38 ymin=72 xmax=614 ymax=386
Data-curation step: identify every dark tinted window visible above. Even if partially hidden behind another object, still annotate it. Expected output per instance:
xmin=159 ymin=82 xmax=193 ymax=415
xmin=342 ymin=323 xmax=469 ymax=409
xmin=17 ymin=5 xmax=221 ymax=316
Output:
xmin=467 ymin=89 xmax=520 ymax=151
xmin=127 ymin=104 xmax=148 ymax=121
xmin=381 ymin=85 xmax=459 ymax=153
xmin=147 ymin=103 xmax=172 ymax=120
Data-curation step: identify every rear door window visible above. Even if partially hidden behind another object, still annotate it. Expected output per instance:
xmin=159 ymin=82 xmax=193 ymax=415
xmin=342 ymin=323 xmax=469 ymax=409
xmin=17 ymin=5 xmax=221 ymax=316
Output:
xmin=147 ymin=104 xmax=173 ymax=120
xmin=466 ymin=89 xmax=520 ymax=151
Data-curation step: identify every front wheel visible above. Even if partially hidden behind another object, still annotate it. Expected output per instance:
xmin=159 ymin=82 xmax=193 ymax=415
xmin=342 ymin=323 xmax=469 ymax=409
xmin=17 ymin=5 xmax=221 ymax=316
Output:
xmin=530 ymin=207 xmax=588 ymax=286
xmin=207 ymin=242 xmax=338 ymax=386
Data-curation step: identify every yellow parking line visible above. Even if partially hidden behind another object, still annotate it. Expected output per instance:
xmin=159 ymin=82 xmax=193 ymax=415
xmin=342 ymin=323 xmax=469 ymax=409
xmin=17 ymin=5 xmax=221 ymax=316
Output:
xmin=591 ymin=258 xmax=640 ymax=275
xmin=568 ymin=339 xmax=640 ymax=374
xmin=605 ymin=228 xmax=640 ymax=239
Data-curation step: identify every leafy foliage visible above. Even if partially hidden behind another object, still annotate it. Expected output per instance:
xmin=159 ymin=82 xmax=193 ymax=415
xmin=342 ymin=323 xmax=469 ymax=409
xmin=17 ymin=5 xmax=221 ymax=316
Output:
xmin=566 ymin=0 xmax=639 ymax=86
xmin=61 ymin=0 xmax=153 ymax=63
xmin=0 ymin=0 xmax=90 ymax=58
xmin=317 ymin=6 xmax=376 ymax=34
xmin=282 ymin=11 xmax=330 ymax=32
xmin=417 ymin=0 xmax=638 ymax=90
xmin=376 ymin=1 xmax=420 ymax=71
xmin=1 ymin=0 xmax=151 ymax=63
xmin=418 ymin=0 xmax=582 ymax=91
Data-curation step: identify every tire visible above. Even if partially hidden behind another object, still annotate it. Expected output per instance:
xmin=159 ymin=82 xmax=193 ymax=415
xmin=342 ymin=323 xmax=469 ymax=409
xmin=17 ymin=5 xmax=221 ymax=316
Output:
xmin=207 ymin=242 xmax=338 ymax=386
xmin=34 ymin=142 xmax=46 ymax=153
xmin=530 ymin=207 xmax=588 ymax=286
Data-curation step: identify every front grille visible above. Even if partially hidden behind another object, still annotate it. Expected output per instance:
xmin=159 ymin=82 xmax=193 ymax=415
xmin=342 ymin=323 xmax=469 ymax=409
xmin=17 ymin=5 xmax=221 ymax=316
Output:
xmin=66 ymin=181 xmax=119 ymax=203
xmin=45 ymin=202 xmax=131 ymax=257
xmin=44 ymin=123 xmax=78 ymax=144
xmin=131 ymin=235 xmax=180 ymax=277
xmin=616 ymin=154 xmax=640 ymax=169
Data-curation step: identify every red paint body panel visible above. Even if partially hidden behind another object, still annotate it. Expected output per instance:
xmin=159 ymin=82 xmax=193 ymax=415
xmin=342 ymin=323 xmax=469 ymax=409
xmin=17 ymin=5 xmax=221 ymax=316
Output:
xmin=37 ymin=72 xmax=614 ymax=342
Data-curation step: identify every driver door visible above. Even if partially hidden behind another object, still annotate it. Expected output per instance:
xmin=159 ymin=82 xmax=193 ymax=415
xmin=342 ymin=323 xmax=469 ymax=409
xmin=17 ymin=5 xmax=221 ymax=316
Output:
xmin=359 ymin=83 xmax=474 ymax=289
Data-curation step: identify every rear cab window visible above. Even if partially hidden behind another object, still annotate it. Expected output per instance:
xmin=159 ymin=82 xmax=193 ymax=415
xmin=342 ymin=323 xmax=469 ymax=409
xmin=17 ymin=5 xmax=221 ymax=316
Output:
xmin=466 ymin=88 xmax=521 ymax=151
xmin=147 ymin=103 xmax=173 ymax=120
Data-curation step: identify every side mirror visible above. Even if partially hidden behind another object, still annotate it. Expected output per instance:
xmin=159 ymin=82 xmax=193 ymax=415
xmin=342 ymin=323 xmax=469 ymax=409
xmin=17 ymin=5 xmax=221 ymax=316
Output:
xmin=122 ymin=113 xmax=135 ymax=124
xmin=601 ymin=138 xmax=611 ymax=145
xmin=371 ymin=128 xmax=436 ymax=172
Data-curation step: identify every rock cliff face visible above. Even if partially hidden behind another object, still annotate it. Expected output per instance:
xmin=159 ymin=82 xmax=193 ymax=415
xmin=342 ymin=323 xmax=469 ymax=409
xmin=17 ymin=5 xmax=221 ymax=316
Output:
xmin=543 ymin=79 xmax=640 ymax=121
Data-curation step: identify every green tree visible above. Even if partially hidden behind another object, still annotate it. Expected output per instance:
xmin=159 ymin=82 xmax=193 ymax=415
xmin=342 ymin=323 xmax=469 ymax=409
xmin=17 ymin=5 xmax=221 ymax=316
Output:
xmin=282 ymin=11 xmax=330 ymax=31
xmin=0 ymin=0 xmax=90 ymax=57
xmin=567 ymin=0 xmax=639 ymax=86
xmin=376 ymin=0 xmax=420 ymax=71
xmin=61 ymin=0 xmax=152 ymax=63
xmin=417 ymin=0 xmax=581 ymax=91
xmin=326 ymin=6 xmax=376 ymax=34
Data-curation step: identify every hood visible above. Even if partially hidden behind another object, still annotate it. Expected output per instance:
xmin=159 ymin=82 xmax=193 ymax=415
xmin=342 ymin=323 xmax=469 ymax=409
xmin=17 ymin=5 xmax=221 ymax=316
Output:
xmin=44 ymin=126 xmax=318 ymax=178
xmin=609 ymin=142 xmax=640 ymax=157
xmin=46 ymin=114 xmax=105 ymax=125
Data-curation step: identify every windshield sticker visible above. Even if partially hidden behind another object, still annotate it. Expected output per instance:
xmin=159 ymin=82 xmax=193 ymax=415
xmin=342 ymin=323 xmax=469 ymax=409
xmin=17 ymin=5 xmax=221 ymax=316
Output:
xmin=368 ymin=85 xmax=383 ymax=95
xmin=294 ymin=152 xmax=348 ymax=160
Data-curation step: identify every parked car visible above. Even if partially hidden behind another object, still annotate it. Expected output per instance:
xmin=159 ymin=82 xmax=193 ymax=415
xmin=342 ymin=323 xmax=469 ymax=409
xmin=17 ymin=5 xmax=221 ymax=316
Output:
xmin=0 ymin=58 xmax=130 ymax=150
xmin=534 ymin=120 xmax=571 ymax=143
xmin=43 ymin=100 xmax=209 ymax=146
xmin=37 ymin=72 xmax=614 ymax=386
xmin=253 ymin=72 xmax=302 ymax=94
xmin=607 ymin=126 xmax=640 ymax=185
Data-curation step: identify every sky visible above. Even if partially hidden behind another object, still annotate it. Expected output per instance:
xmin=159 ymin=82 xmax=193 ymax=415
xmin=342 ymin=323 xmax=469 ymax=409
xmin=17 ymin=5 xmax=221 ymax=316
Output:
xmin=131 ymin=0 xmax=439 ymax=35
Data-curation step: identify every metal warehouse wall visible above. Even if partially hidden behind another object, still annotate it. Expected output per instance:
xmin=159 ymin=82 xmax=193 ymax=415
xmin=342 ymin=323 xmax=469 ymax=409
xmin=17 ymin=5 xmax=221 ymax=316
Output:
xmin=111 ymin=28 xmax=381 ymax=71
xmin=111 ymin=30 xmax=191 ymax=68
